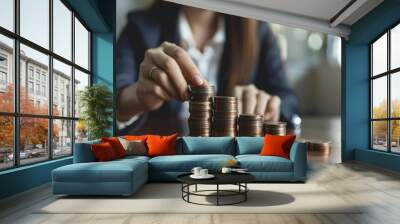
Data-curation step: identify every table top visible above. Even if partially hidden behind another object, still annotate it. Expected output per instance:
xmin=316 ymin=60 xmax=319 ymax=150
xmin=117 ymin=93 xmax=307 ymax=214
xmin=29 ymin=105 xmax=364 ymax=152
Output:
xmin=177 ymin=172 xmax=255 ymax=185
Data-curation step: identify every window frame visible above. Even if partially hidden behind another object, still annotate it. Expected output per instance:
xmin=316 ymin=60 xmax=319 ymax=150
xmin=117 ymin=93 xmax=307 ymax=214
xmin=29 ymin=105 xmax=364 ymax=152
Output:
xmin=0 ymin=0 xmax=92 ymax=171
xmin=370 ymin=20 xmax=400 ymax=154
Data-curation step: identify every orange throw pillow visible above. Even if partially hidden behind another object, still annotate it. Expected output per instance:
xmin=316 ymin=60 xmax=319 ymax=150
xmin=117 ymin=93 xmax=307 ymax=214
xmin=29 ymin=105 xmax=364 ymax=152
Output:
xmin=91 ymin=142 xmax=117 ymax=161
xmin=101 ymin=137 xmax=126 ymax=158
xmin=146 ymin=134 xmax=178 ymax=157
xmin=124 ymin=135 xmax=148 ymax=141
xmin=260 ymin=134 xmax=296 ymax=159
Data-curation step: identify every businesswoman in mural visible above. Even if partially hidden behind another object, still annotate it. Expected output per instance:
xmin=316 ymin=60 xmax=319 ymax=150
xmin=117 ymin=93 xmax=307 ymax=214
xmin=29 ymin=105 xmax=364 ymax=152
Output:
xmin=116 ymin=1 xmax=298 ymax=135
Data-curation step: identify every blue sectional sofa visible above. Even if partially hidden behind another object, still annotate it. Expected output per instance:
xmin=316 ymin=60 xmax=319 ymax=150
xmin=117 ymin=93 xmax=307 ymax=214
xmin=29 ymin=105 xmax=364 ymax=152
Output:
xmin=52 ymin=137 xmax=307 ymax=196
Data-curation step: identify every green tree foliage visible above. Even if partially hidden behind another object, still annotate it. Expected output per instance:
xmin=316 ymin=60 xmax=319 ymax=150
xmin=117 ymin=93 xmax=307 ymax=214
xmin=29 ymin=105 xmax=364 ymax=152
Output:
xmin=79 ymin=84 xmax=113 ymax=140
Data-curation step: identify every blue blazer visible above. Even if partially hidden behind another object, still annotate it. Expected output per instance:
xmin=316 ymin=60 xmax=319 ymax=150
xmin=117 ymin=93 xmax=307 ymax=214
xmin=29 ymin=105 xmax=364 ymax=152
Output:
xmin=117 ymin=3 xmax=298 ymax=134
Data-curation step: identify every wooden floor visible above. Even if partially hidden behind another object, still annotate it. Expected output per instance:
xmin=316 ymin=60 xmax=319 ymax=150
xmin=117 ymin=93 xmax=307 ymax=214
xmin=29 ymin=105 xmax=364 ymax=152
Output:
xmin=1 ymin=160 xmax=400 ymax=224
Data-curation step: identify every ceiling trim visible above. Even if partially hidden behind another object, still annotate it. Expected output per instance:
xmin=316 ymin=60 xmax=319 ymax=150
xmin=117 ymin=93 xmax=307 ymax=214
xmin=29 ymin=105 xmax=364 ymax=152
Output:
xmin=165 ymin=0 xmax=351 ymax=38
xmin=330 ymin=0 xmax=369 ymax=27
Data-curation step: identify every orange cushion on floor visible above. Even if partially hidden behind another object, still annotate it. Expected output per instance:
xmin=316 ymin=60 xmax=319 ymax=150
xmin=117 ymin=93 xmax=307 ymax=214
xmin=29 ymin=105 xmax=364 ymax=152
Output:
xmin=123 ymin=135 xmax=148 ymax=141
xmin=260 ymin=134 xmax=296 ymax=159
xmin=91 ymin=142 xmax=117 ymax=162
xmin=101 ymin=137 xmax=126 ymax=158
xmin=146 ymin=134 xmax=178 ymax=157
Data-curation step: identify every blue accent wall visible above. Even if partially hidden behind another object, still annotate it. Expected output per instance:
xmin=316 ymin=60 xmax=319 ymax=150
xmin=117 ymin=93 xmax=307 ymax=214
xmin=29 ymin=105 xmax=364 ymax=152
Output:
xmin=0 ymin=0 xmax=116 ymax=200
xmin=92 ymin=32 xmax=115 ymax=135
xmin=343 ymin=0 xmax=400 ymax=171
xmin=0 ymin=158 xmax=72 ymax=199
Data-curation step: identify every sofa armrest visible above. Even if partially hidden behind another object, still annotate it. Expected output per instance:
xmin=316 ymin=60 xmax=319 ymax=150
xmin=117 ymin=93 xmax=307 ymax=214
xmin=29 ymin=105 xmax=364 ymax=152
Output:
xmin=289 ymin=142 xmax=307 ymax=181
xmin=73 ymin=140 xmax=99 ymax=163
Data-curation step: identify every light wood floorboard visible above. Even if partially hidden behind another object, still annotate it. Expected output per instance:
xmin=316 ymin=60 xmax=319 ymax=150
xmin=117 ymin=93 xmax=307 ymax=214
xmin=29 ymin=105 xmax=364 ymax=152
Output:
xmin=1 ymin=161 xmax=400 ymax=224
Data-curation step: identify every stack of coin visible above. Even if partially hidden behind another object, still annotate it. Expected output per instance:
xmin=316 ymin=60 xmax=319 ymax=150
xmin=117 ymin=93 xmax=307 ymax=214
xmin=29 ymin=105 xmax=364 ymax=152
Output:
xmin=263 ymin=122 xmax=287 ymax=136
xmin=307 ymin=140 xmax=331 ymax=162
xmin=188 ymin=85 xmax=215 ymax=136
xmin=213 ymin=96 xmax=238 ymax=136
xmin=238 ymin=114 xmax=264 ymax=136
xmin=308 ymin=140 xmax=331 ymax=152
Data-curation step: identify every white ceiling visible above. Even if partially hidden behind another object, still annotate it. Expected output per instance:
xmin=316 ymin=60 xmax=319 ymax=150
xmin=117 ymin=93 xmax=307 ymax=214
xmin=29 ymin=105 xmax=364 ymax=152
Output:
xmin=165 ymin=0 xmax=384 ymax=38
xmin=225 ymin=0 xmax=352 ymax=22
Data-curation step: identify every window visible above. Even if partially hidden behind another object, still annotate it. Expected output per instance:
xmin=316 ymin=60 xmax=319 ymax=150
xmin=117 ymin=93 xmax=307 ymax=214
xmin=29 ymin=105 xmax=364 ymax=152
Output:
xmin=35 ymin=70 xmax=40 ymax=81
xmin=0 ymin=0 xmax=14 ymax=32
xmin=0 ymin=71 xmax=6 ymax=85
xmin=0 ymin=35 xmax=13 ymax=113
xmin=53 ymin=59 xmax=72 ymax=117
xmin=0 ymin=0 xmax=91 ymax=170
xmin=28 ymin=81 xmax=34 ymax=94
xmin=53 ymin=0 xmax=72 ymax=60
xmin=28 ymin=67 xmax=34 ymax=80
xmin=74 ymin=18 xmax=90 ymax=70
xmin=0 ymin=54 xmax=8 ymax=90
xmin=35 ymin=83 xmax=40 ymax=95
xmin=20 ymin=0 xmax=49 ymax=49
xmin=53 ymin=119 xmax=72 ymax=158
xmin=0 ymin=55 xmax=7 ymax=67
xmin=42 ymin=85 xmax=46 ymax=97
xmin=371 ymin=23 xmax=400 ymax=154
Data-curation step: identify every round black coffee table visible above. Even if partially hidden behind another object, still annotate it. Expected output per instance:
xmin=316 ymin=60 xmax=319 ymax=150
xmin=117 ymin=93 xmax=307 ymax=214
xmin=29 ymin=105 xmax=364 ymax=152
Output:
xmin=177 ymin=173 xmax=255 ymax=206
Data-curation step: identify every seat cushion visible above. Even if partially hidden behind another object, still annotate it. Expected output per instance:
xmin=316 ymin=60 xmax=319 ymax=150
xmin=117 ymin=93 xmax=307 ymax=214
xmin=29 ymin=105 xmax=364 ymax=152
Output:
xmin=236 ymin=155 xmax=293 ymax=172
xmin=119 ymin=155 xmax=150 ymax=162
xmin=53 ymin=157 xmax=148 ymax=183
xmin=149 ymin=154 xmax=235 ymax=172
xmin=177 ymin=137 xmax=235 ymax=155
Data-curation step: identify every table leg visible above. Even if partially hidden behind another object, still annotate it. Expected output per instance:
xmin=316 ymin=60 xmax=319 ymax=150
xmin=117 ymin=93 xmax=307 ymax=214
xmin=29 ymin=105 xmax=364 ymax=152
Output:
xmin=187 ymin=184 xmax=190 ymax=202
xmin=195 ymin=184 xmax=197 ymax=192
xmin=245 ymin=183 xmax=247 ymax=201
xmin=217 ymin=184 xmax=219 ymax=206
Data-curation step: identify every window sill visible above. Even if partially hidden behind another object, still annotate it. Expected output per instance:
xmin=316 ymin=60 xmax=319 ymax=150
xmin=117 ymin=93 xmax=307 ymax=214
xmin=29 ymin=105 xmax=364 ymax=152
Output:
xmin=0 ymin=156 xmax=72 ymax=176
xmin=355 ymin=148 xmax=400 ymax=172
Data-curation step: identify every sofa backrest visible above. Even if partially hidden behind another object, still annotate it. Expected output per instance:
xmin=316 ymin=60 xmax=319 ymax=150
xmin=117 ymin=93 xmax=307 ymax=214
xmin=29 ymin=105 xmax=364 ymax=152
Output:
xmin=235 ymin=137 xmax=264 ymax=155
xmin=177 ymin=137 xmax=235 ymax=155
xmin=73 ymin=139 xmax=100 ymax=163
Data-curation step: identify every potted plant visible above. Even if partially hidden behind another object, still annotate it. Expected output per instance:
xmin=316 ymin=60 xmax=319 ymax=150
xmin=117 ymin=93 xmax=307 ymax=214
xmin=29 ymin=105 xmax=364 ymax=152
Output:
xmin=79 ymin=84 xmax=113 ymax=140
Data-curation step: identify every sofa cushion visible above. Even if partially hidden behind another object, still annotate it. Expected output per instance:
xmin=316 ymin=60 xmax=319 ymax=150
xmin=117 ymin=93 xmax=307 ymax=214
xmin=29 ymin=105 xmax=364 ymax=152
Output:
xmin=101 ymin=137 xmax=127 ymax=158
xmin=118 ymin=138 xmax=147 ymax=156
xmin=236 ymin=137 xmax=263 ymax=155
xmin=178 ymin=137 xmax=235 ymax=155
xmin=123 ymin=135 xmax=148 ymax=141
xmin=236 ymin=155 xmax=293 ymax=172
xmin=91 ymin=142 xmax=118 ymax=161
xmin=260 ymin=134 xmax=296 ymax=159
xmin=149 ymin=154 xmax=235 ymax=172
xmin=53 ymin=157 xmax=148 ymax=183
xmin=147 ymin=134 xmax=178 ymax=157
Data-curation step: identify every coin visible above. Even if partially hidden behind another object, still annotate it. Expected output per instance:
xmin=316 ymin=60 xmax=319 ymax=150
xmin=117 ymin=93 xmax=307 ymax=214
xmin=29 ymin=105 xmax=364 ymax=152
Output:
xmin=238 ymin=114 xmax=264 ymax=136
xmin=187 ymin=85 xmax=215 ymax=137
xmin=263 ymin=121 xmax=287 ymax=136
xmin=212 ymin=96 xmax=238 ymax=136
xmin=307 ymin=140 xmax=331 ymax=151
xmin=188 ymin=85 xmax=215 ymax=102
